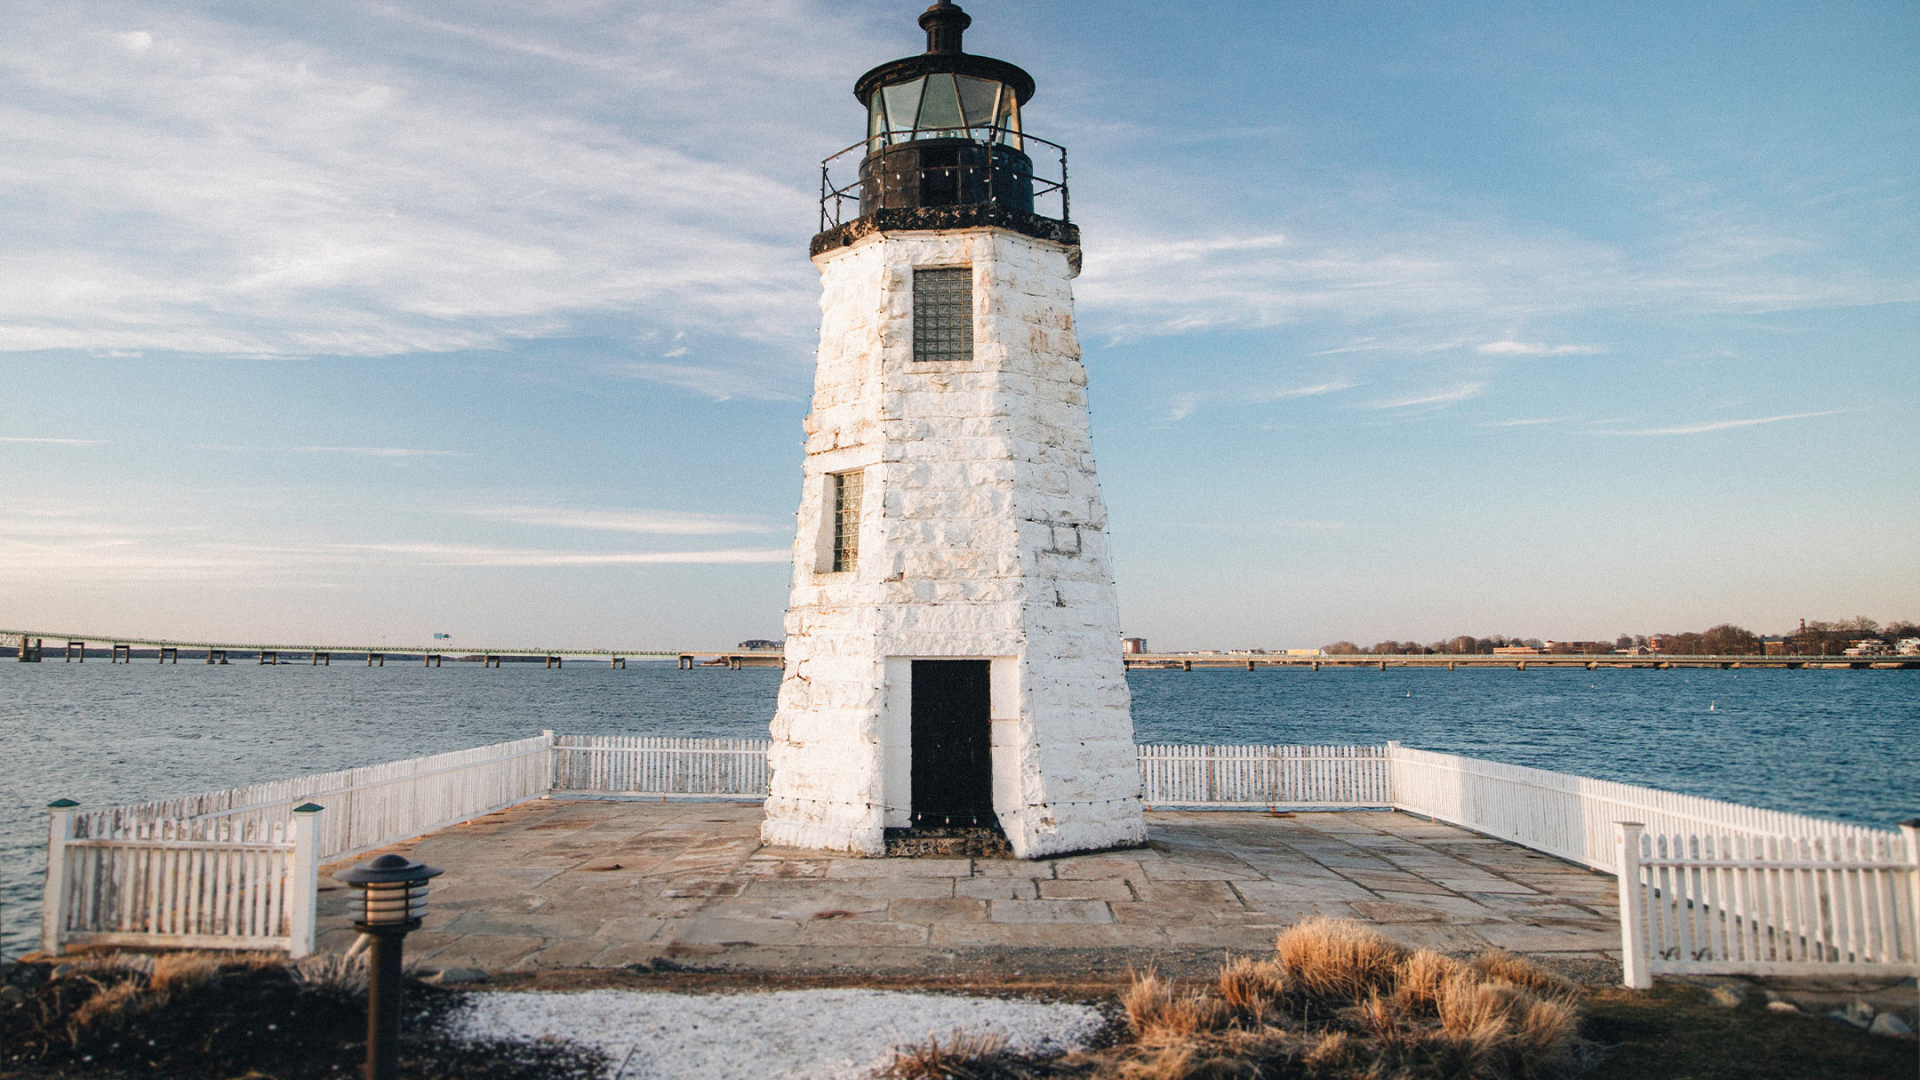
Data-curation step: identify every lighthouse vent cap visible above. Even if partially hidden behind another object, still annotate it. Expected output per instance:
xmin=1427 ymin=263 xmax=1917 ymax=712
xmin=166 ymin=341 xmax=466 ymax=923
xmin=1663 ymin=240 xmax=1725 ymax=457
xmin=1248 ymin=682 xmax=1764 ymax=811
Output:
xmin=920 ymin=0 xmax=971 ymax=54
xmin=853 ymin=1 xmax=1035 ymax=109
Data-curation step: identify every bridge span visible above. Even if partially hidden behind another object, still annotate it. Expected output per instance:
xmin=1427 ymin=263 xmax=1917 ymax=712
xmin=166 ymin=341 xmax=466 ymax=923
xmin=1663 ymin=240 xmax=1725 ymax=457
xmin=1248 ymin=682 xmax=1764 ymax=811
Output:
xmin=5 ymin=630 xmax=1911 ymax=671
xmin=0 ymin=630 xmax=778 ymax=670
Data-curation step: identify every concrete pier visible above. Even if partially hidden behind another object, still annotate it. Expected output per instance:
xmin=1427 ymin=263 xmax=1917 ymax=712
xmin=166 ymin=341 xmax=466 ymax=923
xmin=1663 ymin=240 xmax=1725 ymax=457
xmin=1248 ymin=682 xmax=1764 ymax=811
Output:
xmin=314 ymin=800 xmax=1621 ymax=976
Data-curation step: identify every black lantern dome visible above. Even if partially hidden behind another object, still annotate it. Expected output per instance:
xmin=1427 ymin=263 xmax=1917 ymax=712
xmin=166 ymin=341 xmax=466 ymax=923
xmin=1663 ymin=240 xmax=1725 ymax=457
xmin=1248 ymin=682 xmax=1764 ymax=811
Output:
xmin=814 ymin=1 xmax=1075 ymax=256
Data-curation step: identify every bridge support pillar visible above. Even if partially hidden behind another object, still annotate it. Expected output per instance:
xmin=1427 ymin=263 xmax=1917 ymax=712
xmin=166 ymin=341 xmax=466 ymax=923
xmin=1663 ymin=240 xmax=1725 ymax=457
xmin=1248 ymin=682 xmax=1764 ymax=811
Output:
xmin=367 ymin=652 xmax=384 ymax=667
xmin=159 ymin=647 xmax=177 ymax=664
xmin=66 ymin=641 xmax=84 ymax=662
xmin=611 ymin=657 xmax=626 ymax=669
xmin=1182 ymin=659 xmax=1192 ymax=671
xmin=1447 ymin=660 xmax=1455 ymax=671
xmin=1377 ymin=660 xmax=1387 ymax=671
xmin=111 ymin=644 xmax=131 ymax=664
xmin=1516 ymin=660 xmax=1527 ymax=671
xmin=678 ymin=654 xmax=694 ymax=670
xmin=728 ymin=655 xmax=741 ymax=671
xmin=259 ymin=650 xmax=276 ymax=665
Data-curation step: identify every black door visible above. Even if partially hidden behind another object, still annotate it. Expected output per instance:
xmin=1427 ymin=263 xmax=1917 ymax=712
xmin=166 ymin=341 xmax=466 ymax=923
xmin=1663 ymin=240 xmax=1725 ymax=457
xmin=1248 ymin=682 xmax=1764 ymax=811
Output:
xmin=910 ymin=660 xmax=994 ymax=827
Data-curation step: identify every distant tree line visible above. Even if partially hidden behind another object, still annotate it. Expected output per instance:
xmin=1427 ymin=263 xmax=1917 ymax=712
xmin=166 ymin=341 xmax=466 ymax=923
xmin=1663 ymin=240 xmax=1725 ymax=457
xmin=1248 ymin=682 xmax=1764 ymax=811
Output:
xmin=1321 ymin=616 xmax=1918 ymax=656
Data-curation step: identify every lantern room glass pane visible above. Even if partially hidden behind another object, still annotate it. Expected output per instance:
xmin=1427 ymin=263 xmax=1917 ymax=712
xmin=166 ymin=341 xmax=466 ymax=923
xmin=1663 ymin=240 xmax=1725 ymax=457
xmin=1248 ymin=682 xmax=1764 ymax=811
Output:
xmin=882 ymin=79 xmax=924 ymax=141
xmin=956 ymin=76 xmax=1000 ymax=129
xmin=916 ymin=73 xmax=964 ymax=134
xmin=996 ymin=95 xmax=1022 ymax=151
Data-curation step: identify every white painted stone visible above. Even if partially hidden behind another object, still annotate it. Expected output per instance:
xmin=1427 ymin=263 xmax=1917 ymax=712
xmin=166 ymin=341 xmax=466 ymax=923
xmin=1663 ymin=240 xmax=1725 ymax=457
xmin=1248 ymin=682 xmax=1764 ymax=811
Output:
xmin=762 ymin=227 xmax=1146 ymax=859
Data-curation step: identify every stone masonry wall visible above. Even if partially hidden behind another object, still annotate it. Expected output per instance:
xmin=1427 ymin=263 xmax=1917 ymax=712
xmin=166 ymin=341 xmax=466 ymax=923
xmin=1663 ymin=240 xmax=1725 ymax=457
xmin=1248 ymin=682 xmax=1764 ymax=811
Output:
xmin=762 ymin=226 xmax=1145 ymax=858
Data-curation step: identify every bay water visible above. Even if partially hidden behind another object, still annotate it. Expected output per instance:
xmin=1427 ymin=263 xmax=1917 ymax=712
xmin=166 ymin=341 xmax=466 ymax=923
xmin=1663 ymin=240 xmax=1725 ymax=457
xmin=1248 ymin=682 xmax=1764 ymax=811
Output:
xmin=3 ymin=661 xmax=1914 ymax=957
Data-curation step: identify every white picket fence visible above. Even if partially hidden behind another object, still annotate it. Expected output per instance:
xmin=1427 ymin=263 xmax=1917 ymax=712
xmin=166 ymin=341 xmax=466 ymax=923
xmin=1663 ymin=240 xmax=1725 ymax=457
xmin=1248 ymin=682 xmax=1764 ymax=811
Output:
xmin=46 ymin=735 xmax=550 ymax=957
xmin=551 ymin=735 xmax=768 ymax=798
xmin=1137 ymin=743 xmax=1391 ymax=806
xmin=40 ymin=734 xmax=1918 ymax=985
xmin=1615 ymin=823 xmax=1920 ymax=985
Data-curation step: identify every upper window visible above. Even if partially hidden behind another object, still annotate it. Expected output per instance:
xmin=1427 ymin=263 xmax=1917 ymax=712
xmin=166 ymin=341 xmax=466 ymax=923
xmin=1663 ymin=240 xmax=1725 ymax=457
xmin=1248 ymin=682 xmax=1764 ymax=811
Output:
xmin=868 ymin=75 xmax=1021 ymax=151
xmin=913 ymin=267 xmax=974 ymax=363
xmin=831 ymin=470 xmax=863 ymax=573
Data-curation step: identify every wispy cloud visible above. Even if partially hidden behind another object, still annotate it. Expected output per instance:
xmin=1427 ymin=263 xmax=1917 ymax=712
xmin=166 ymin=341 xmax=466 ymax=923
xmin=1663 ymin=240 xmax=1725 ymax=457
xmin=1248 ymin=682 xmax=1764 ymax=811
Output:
xmin=330 ymin=543 xmax=788 ymax=567
xmin=1364 ymin=383 xmax=1485 ymax=410
xmin=1247 ymin=380 xmax=1355 ymax=403
xmin=0 ymin=436 xmax=103 ymax=445
xmin=1157 ymin=393 xmax=1202 ymax=424
xmin=457 ymin=505 xmax=773 ymax=535
xmin=1481 ymin=417 xmax=1564 ymax=427
xmin=1595 ymin=410 xmax=1845 ymax=436
xmin=615 ymin=362 xmax=800 ymax=401
xmin=1476 ymin=341 xmax=1607 ymax=356
xmin=293 ymin=446 xmax=460 ymax=458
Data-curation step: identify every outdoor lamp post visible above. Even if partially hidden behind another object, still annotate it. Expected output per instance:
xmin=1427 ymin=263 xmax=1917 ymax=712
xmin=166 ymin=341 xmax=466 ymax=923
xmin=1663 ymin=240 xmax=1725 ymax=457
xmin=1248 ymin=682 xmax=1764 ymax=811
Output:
xmin=337 ymin=853 xmax=443 ymax=1080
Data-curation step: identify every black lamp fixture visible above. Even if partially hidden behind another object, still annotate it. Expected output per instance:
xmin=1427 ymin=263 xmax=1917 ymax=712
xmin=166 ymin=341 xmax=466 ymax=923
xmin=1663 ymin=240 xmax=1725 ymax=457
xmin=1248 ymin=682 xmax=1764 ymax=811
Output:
xmin=336 ymin=853 xmax=443 ymax=1080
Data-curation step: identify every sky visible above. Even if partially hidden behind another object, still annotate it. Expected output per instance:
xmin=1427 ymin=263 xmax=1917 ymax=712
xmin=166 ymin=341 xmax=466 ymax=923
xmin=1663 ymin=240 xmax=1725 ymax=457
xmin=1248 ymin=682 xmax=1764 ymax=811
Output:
xmin=1 ymin=0 xmax=1915 ymax=651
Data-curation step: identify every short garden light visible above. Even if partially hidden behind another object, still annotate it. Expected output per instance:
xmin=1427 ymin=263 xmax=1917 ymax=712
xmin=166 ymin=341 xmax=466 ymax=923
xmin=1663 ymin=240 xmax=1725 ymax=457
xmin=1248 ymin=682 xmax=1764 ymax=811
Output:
xmin=337 ymin=853 xmax=442 ymax=1080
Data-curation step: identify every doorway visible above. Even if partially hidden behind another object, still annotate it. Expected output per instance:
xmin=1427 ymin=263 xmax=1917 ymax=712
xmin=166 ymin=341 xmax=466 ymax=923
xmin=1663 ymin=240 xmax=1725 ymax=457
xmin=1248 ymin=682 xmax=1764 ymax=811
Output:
xmin=909 ymin=659 xmax=994 ymax=827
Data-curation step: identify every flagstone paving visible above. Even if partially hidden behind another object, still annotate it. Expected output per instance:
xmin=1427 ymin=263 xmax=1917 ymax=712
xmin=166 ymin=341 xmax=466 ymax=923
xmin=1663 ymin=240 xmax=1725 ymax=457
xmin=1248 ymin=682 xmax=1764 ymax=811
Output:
xmin=315 ymin=800 xmax=1622 ymax=976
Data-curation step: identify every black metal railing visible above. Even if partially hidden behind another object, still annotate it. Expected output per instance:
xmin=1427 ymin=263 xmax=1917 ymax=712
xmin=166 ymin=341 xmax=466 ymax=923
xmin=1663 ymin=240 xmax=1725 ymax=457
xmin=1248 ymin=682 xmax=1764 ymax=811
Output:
xmin=819 ymin=124 xmax=1068 ymax=233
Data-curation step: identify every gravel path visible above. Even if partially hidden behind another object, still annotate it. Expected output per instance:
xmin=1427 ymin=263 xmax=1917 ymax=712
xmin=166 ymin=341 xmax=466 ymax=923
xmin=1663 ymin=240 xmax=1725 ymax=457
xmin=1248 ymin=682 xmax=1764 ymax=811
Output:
xmin=448 ymin=988 xmax=1107 ymax=1080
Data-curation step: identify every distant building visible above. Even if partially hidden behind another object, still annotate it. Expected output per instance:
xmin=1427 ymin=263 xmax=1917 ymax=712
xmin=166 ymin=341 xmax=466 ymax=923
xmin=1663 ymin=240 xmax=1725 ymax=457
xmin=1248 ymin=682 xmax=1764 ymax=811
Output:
xmin=1843 ymin=639 xmax=1889 ymax=657
xmin=737 ymin=639 xmax=783 ymax=651
xmin=1763 ymin=640 xmax=1789 ymax=657
xmin=1897 ymin=638 xmax=1920 ymax=656
xmin=1542 ymin=640 xmax=1605 ymax=655
xmin=1646 ymin=635 xmax=1668 ymax=653
xmin=1122 ymin=637 xmax=1147 ymax=655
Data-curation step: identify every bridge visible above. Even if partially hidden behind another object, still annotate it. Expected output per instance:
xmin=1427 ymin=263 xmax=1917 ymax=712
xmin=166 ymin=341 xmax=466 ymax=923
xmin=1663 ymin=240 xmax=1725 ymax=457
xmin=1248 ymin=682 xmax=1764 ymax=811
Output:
xmin=0 ymin=630 xmax=779 ymax=670
xmin=1122 ymin=651 xmax=1919 ymax=671
xmin=5 ymin=629 xmax=1912 ymax=671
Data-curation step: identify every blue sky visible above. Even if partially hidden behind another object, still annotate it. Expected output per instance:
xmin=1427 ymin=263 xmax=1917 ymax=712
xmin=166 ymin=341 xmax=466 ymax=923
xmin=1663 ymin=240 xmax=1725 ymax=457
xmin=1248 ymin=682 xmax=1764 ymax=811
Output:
xmin=1 ymin=0 xmax=1915 ymax=650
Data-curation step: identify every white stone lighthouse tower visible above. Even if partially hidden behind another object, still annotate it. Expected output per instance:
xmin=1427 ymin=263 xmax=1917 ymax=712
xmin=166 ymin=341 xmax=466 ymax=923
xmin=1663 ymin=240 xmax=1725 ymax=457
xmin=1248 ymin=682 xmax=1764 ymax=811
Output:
xmin=761 ymin=0 xmax=1144 ymax=860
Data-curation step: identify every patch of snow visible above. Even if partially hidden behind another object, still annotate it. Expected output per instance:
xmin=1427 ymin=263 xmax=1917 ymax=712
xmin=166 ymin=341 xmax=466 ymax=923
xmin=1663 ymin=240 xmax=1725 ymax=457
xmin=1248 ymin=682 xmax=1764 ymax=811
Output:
xmin=448 ymin=988 xmax=1107 ymax=1080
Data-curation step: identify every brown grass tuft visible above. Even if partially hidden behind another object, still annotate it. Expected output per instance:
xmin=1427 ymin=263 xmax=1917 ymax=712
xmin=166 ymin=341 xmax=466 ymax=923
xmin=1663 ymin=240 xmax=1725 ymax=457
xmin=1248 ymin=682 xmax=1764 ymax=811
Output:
xmin=1468 ymin=949 xmax=1577 ymax=1001
xmin=1273 ymin=918 xmax=1406 ymax=1003
xmin=876 ymin=1029 xmax=1009 ymax=1080
xmin=150 ymin=952 xmax=222 ymax=994
xmin=1215 ymin=956 xmax=1288 ymax=1020
xmin=1123 ymin=972 xmax=1232 ymax=1044
xmin=66 ymin=980 xmax=145 ymax=1043
xmin=1391 ymin=948 xmax=1467 ymax=1016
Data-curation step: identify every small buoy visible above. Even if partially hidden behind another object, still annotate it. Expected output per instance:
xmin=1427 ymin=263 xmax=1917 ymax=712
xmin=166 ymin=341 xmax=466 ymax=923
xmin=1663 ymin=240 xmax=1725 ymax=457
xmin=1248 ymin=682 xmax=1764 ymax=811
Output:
xmin=1709 ymin=701 xmax=1716 ymax=711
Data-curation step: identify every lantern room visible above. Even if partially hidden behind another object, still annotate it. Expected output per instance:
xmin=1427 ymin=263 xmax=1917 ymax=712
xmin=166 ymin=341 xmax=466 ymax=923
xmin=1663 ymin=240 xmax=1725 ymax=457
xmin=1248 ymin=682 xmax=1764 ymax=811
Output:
xmin=845 ymin=1 xmax=1045 ymax=219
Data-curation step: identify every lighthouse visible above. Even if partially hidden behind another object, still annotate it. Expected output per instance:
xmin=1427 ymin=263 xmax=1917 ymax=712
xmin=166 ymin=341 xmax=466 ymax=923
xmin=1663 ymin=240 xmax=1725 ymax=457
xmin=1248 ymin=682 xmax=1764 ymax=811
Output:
xmin=761 ymin=1 xmax=1145 ymax=859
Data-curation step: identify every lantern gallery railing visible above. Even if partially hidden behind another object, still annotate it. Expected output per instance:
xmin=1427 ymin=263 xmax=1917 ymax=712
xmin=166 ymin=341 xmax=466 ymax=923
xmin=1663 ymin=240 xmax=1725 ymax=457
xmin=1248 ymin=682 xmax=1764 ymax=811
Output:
xmin=818 ymin=126 xmax=1069 ymax=233
xmin=38 ymin=735 xmax=1919 ymax=984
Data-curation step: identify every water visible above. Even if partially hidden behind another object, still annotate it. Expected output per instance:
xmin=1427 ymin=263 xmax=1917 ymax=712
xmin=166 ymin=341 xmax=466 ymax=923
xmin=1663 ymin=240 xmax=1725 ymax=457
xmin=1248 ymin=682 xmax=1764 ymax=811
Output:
xmin=2 ymin=661 xmax=1914 ymax=956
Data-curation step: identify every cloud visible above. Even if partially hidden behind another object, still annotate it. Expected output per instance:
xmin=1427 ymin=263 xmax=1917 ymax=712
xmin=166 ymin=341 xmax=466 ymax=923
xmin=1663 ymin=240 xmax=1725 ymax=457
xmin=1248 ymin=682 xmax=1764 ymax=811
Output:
xmin=1476 ymin=341 xmax=1606 ymax=356
xmin=1157 ymin=393 xmax=1201 ymax=424
xmin=330 ymin=542 xmax=788 ymax=567
xmin=0 ymin=436 xmax=104 ymax=445
xmin=1247 ymin=380 xmax=1355 ymax=403
xmin=615 ymin=362 xmax=800 ymax=401
xmin=1596 ymin=410 xmax=1845 ymax=436
xmin=1364 ymin=383 xmax=1484 ymax=410
xmin=1481 ymin=417 xmax=1563 ymax=427
xmin=292 ymin=446 xmax=460 ymax=457
xmin=457 ymin=505 xmax=773 ymax=535
xmin=0 ymin=2 xmax=879 ymax=362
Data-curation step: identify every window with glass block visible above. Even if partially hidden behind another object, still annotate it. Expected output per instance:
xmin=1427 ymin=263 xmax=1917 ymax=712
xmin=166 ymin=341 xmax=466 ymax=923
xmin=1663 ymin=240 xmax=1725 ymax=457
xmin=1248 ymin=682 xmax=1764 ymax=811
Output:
xmin=831 ymin=470 xmax=863 ymax=573
xmin=912 ymin=266 xmax=974 ymax=363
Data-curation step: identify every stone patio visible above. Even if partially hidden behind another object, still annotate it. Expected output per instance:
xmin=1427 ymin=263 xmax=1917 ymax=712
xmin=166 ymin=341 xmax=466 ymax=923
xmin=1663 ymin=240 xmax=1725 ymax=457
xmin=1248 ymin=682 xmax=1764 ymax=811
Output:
xmin=315 ymin=799 xmax=1622 ymax=976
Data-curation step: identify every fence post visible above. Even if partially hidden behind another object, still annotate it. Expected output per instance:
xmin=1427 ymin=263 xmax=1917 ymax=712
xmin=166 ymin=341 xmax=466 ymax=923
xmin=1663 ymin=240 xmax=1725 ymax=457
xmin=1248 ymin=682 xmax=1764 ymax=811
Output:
xmin=542 ymin=730 xmax=557 ymax=797
xmin=1901 ymin=818 xmax=1920 ymax=964
xmin=1616 ymin=821 xmax=1651 ymax=989
xmin=40 ymin=799 xmax=79 ymax=956
xmin=1384 ymin=742 xmax=1402 ymax=810
xmin=287 ymin=803 xmax=323 ymax=959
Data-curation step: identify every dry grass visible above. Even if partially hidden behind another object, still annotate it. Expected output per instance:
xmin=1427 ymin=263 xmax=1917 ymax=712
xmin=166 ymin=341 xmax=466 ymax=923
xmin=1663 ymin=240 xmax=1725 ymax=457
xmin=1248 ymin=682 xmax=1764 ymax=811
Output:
xmin=1274 ymin=917 xmax=1406 ymax=1003
xmin=878 ymin=918 xmax=1590 ymax=1080
xmin=875 ymin=1029 xmax=1011 ymax=1080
